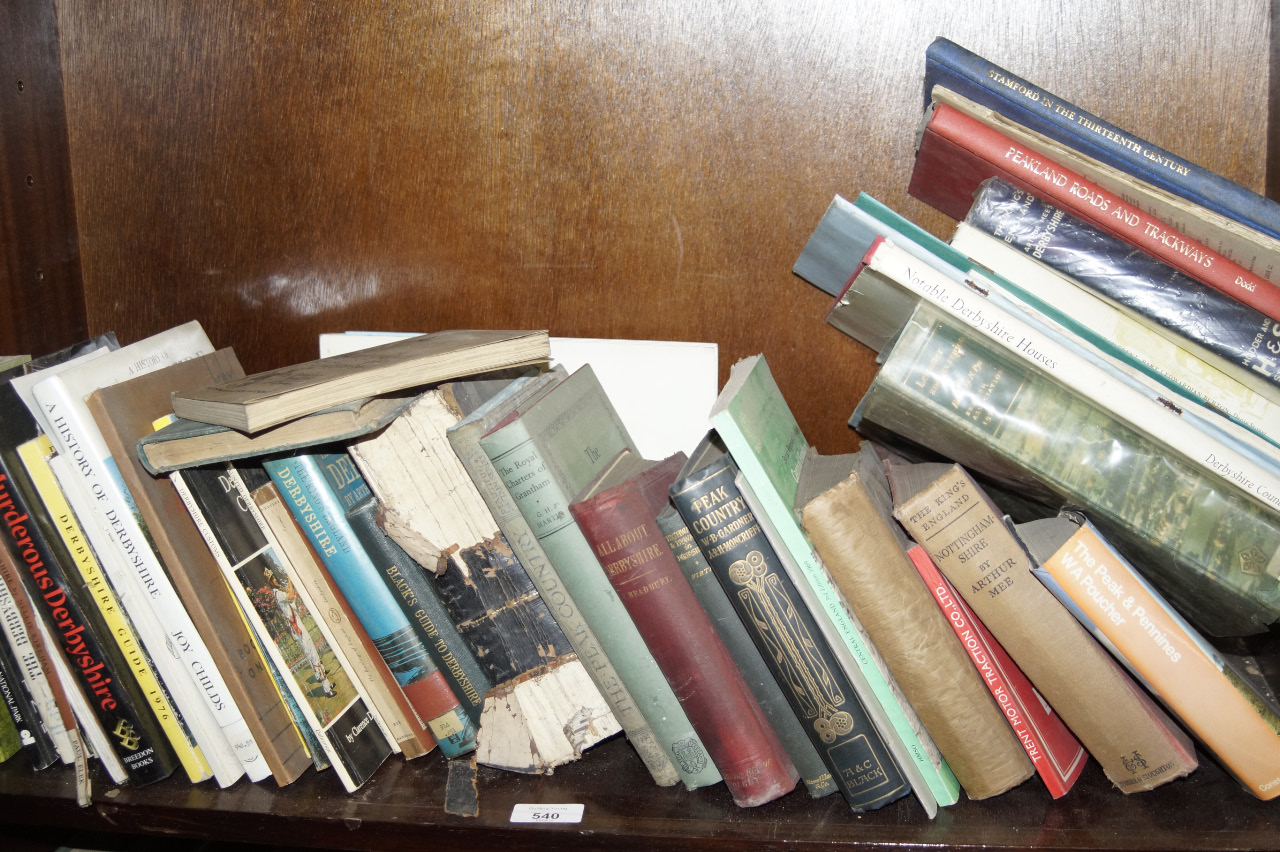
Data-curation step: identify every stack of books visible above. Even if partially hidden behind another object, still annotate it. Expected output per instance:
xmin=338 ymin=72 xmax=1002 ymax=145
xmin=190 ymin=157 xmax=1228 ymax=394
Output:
xmin=0 ymin=37 xmax=1275 ymax=819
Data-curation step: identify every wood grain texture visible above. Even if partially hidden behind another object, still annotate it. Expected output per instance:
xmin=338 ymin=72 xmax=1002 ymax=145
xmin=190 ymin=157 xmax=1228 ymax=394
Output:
xmin=52 ymin=1 xmax=1270 ymax=453
xmin=0 ymin=0 xmax=87 ymax=356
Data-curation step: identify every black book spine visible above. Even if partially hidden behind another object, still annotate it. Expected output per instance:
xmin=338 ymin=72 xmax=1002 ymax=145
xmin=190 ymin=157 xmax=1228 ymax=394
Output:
xmin=0 ymin=585 xmax=59 ymax=769
xmin=0 ymin=460 xmax=178 ymax=785
xmin=344 ymin=497 xmax=492 ymax=726
xmin=965 ymin=177 xmax=1280 ymax=385
xmin=669 ymin=457 xmax=910 ymax=813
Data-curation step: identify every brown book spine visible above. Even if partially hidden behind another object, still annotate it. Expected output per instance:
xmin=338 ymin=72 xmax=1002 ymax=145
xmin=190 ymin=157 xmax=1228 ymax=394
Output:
xmin=889 ymin=463 xmax=1197 ymax=793
xmin=85 ymin=354 xmax=311 ymax=785
xmin=800 ymin=468 xmax=1033 ymax=799
xmin=570 ymin=459 xmax=798 ymax=808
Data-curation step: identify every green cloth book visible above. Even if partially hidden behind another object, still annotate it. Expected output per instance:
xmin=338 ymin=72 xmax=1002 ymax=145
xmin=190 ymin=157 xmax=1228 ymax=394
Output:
xmin=478 ymin=365 xmax=720 ymax=791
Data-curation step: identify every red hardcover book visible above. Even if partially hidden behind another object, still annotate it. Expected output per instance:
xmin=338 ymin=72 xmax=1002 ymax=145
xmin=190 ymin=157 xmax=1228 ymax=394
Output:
xmin=569 ymin=453 xmax=799 ymax=808
xmin=905 ymin=545 xmax=1087 ymax=799
xmin=908 ymin=102 xmax=1280 ymax=322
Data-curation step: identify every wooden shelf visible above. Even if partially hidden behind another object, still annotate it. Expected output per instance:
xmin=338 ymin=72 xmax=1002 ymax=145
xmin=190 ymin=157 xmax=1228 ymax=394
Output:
xmin=2 ymin=1 xmax=1278 ymax=849
xmin=0 ymin=735 xmax=1276 ymax=852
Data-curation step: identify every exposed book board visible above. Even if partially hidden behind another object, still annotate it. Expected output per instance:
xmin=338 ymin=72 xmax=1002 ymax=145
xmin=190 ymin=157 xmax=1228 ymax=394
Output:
xmin=1020 ymin=514 xmax=1280 ymax=799
xmin=798 ymin=446 xmax=1034 ymax=800
xmin=887 ymin=461 xmax=1198 ymax=793
xmin=170 ymin=464 xmax=394 ymax=792
xmin=347 ymin=386 xmax=616 ymax=774
xmin=961 ymin=178 xmax=1280 ymax=411
xmin=447 ymin=371 xmax=680 ymax=786
xmin=908 ymin=102 xmax=1280 ymax=322
xmin=571 ymin=451 xmax=799 ymax=808
xmin=849 ymin=302 xmax=1280 ymax=638
xmin=708 ymin=354 xmax=959 ymax=813
xmin=478 ymin=365 xmax=720 ymax=791
xmin=669 ymin=456 xmax=911 ymax=813
xmin=86 ymin=350 xmax=314 ymax=785
xmin=172 ymin=329 xmax=551 ymax=433
xmin=904 ymin=545 xmax=1087 ymax=798
xmin=922 ymin=37 xmax=1280 ymax=243
xmin=262 ymin=453 xmax=479 ymax=759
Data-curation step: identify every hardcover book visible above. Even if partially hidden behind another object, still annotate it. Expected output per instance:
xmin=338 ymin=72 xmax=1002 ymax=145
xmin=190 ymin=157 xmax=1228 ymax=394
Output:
xmin=922 ymin=37 xmax=1280 ymax=243
xmin=709 ymin=354 xmax=958 ymax=814
xmin=571 ymin=451 xmax=799 ymax=807
xmin=448 ymin=370 xmax=680 ymax=785
xmin=172 ymin=329 xmax=551 ymax=433
xmin=960 ymin=178 xmax=1280 ymax=410
xmin=851 ymin=302 xmax=1280 ymax=637
xmin=908 ymin=101 xmax=1280 ymax=322
xmin=250 ymin=477 xmax=433 ymax=760
xmin=170 ymin=464 xmax=395 ymax=792
xmin=904 ymin=545 xmax=1087 ymax=798
xmin=656 ymin=435 xmax=836 ymax=800
xmin=798 ymin=445 xmax=1034 ymax=799
xmin=347 ymin=386 xmax=618 ymax=773
xmin=1020 ymin=513 xmax=1280 ymax=799
xmin=888 ymin=461 xmax=1198 ymax=793
xmin=670 ymin=455 xmax=910 ymax=812
xmin=86 ymin=350 xmax=315 ymax=785
xmin=478 ymin=365 xmax=720 ymax=791
xmin=24 ymin=322 xmax=260 ymax=786
xmin=262 ymin=453 xmax=479 ymax=758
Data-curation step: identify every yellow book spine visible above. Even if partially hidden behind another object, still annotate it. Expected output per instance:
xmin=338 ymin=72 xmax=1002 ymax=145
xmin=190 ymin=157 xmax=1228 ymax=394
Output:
xmin=16 ymin=434 xmax=213 ymax=783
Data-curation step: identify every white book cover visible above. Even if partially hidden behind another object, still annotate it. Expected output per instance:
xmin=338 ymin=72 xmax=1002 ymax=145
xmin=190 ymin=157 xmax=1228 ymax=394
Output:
xmin=319 ymin=332 xmax=718 ymax=460
xmin=23 ymin=321 xmax=263 ymax=786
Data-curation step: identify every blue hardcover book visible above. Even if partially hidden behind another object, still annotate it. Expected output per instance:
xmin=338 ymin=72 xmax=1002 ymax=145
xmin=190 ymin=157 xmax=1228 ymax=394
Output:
xmin=263 ymin=453 xmax=479 ymax=757
xmin=922 ymin=37 xmax=1280 ymax=241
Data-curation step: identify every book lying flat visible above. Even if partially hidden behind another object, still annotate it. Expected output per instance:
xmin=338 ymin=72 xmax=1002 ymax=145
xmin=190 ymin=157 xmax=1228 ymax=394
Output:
xmin=171 ymin=329 xmax=550 ymax=433
xmin=137 ymin=395 xmax=418 ymax=474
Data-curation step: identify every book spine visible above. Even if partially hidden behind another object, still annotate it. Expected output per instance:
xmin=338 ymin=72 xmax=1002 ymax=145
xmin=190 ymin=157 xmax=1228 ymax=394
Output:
xmin=922 ymin=37 xmax=1280 ymax=242
xmin=0 ymin=652 xmax=25 ymax=763
xmin=572 ymin=481 xmax=798 ymax=808
xmin=656 ymin=505 xmax=837 ymax=799
xmin=0 ymin=464 xmax=178 ymax=785
xmin=852 ymin=300 xmax=1280 ymax=638
xmin=670 ymin=459 xmax=910 ymax=812
xmin=709 ymin=363 xmax=956 ymax=811
xmin=1033 ymin=519 xmax=1280 ymax=798
xmin=169 ymin=465 xmax=394 ymax=792
xmin=909 ymin=102 xmax=1280 ymax=321
xmin=343 ymin=496 xmax=492 ymax=726
xmin=33 ymin=375 xmax=255 ymax=785
xmin=0 ymin=548 xmax=63 ymax=769
xmin=890 ymin=465 xmax=1197 ymax=793
xmin=950 ymin=220 xmax=1280 ymax=443
xmin=262 ymin=454 xmax=478 ymax=758
xmin=480 ymin=418 xmax=720 ymax=791
xmin=962 ymin=179 xmax=1280 ymax=400
xmin=856 ymin=238 xmax=1280 ymax=526
xmin=904 ymin=545 xmax=1086 ymax=799
xmin=448 ymin=416 xmax=679 ymax=786
xmin=23 ymin=438 xmax=212 ymax=783
xmin=251 ymin=480 xmax=429 ymax=759
xmin=799 ymin=468 xmax=1033 ymax=800
xmin=88 ymin=388 xmax=306 ymax=786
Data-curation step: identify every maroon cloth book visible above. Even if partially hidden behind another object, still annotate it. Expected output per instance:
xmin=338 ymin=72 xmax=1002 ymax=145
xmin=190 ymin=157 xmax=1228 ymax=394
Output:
xmin=570 ymin=454 xmax=798 ymax=808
